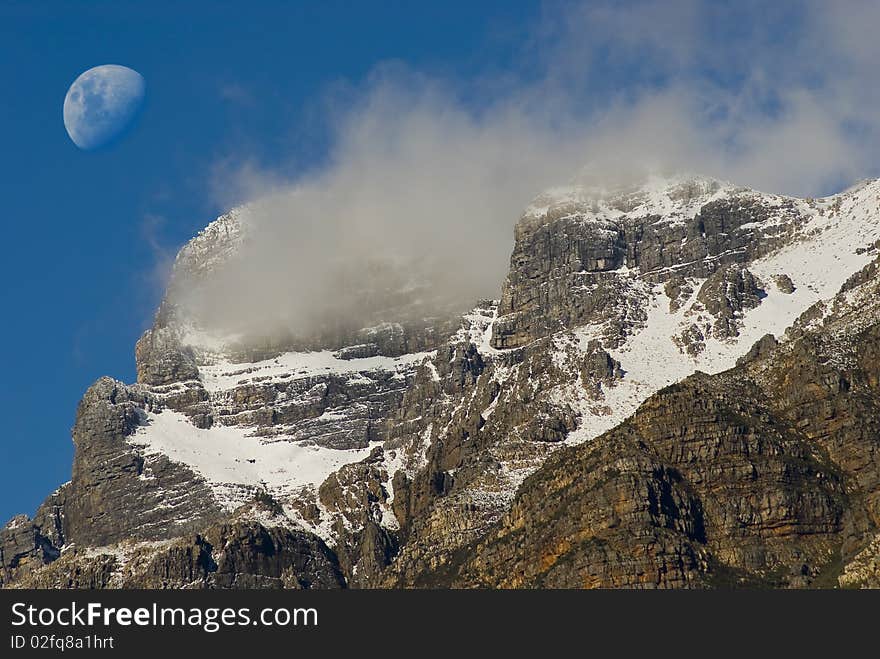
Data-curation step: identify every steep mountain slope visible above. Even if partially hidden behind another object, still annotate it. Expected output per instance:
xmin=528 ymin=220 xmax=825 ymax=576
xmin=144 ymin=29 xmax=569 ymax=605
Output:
xmin=432 ymin=256 xmax=880 ymax=588
xmin=4 ymin=174 xmax=880 ymax=588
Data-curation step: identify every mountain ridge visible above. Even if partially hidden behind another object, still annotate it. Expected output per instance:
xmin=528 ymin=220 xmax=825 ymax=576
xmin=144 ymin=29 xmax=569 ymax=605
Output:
xmin=4 ymin=172 xmax=880 ymax=588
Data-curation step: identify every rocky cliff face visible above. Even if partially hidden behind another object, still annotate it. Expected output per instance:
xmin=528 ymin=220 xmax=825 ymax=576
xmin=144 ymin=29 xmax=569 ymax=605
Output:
xmin=424 ymin=256 xmax=880 ymax=588
xmin=491 ymin=177 xmax=807 ymax=349
xmin=5 ymin=174 xmax=880 ymax=589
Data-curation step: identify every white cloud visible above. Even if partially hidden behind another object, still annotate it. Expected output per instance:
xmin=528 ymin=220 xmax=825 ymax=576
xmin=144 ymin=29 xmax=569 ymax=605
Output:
xmin=174 ymin=0 xmax=880 ymax=343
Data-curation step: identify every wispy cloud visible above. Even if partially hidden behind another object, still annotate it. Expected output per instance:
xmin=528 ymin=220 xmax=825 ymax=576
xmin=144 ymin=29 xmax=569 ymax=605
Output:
xmin=174 ymin=0 xmax=880 ymax=342
xmin=218 ymin=81 xmax=256 ymax=107
xmin=139 ymin=213 xmax=176 ymax=296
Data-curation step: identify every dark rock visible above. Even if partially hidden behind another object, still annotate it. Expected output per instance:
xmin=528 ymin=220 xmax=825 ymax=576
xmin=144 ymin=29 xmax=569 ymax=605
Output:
xmin=774 ymin=274 xmax=796 ymax=294
xmin=135 ymin=327 xmax=200 ymax=386
xmin=737 ymin=333 xmax=778 ymax=366
xmin=695 ymin=266 xmax=765 ymax=339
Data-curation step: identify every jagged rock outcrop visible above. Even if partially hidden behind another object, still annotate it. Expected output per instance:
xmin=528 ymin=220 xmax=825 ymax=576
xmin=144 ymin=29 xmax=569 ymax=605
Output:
xmin=695 ymin=266 xmax=765 ymax=339
xmin=135 ymin=327 xmax=201 ymax=386
xmin=1 ymin=515 xmax=60 ymax=587
xmin=491 ymin=178 xmax=808 ymax=349
xmin=1 ymin=484 xmax=70 ymax=587
xmin=63 ymin=378 xmax=222 ymax=546
xmin=8 ymin=516 xmax=344 ymax=589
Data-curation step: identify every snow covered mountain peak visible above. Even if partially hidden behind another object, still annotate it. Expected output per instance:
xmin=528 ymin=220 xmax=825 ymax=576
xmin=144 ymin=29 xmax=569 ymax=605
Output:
xmin=171 ymin=206 xmax=248 ymax=283
xmin=523 ymin=172 xmax=739 ymax=223
xmin=8 ymin=170 xmax=880 ymax=589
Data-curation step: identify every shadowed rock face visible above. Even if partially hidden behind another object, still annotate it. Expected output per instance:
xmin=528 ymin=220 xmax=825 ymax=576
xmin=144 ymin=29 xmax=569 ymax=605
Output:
xmin=1 ymin=376 xmax=223 ymax=588
xmin=7 ymin=518 xmax=345 ymax=590
xmin=61 ymin=378 xmax=223 ymax=548
xmin=5 ymin=175 xmax=880 ymax=590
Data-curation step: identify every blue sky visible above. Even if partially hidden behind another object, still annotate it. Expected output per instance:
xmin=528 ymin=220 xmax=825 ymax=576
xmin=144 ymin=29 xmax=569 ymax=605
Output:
xmin=2 ymin=1 xmax=880 ymax=524
xmin=0 ymin=1 xmax=540 ymax=522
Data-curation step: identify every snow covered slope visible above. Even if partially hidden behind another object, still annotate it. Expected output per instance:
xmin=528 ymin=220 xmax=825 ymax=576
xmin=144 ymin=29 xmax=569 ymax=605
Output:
xmin=131 ymin=174 xmax=880 ymax=550
xmin=8 ymin=172 xmax=880 ymax=591
xmin=560 ymin=177 xmax=880 ymax=443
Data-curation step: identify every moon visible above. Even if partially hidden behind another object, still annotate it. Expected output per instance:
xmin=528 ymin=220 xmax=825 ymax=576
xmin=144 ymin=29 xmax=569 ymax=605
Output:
xmin=63 ymin=65 xmax=146 ymax=150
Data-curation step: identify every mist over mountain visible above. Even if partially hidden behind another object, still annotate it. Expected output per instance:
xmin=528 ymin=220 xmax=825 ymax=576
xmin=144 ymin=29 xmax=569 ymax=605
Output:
xmin=173 ymin=0 xmax=880 ymax=344
xmin=6 ymin=169 xmax=880 ymax=589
